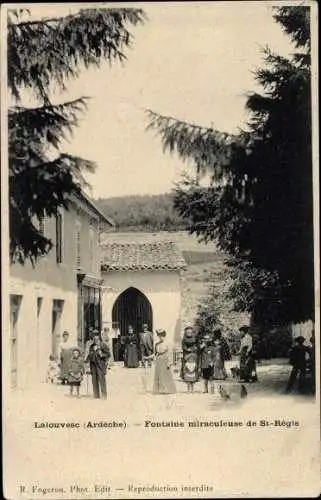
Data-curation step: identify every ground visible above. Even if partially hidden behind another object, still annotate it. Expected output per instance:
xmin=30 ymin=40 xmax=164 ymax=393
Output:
xmin=5 ymin=359 xmax=319 ymax=499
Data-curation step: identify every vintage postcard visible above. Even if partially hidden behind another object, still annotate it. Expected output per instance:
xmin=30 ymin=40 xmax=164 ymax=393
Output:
xmin=1 ymin=1 xmax=320 ymax=499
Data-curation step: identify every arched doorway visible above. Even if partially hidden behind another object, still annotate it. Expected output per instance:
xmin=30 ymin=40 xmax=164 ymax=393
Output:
xmin=112 ymin=287 xmax=153 ymax=361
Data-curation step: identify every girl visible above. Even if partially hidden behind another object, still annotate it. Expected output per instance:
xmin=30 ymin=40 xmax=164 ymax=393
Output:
xmin=181 ymin=326 xmax=199 ymax=393
xmin=68 ymin=348 xmax=85 ymax=397
xmin=199 ymin=334 xmax=215 ymax=393
xmin=153 ymin=329 xmax=176 ymax=394
xmin=46 ymin=355 xmax=59 ymax=384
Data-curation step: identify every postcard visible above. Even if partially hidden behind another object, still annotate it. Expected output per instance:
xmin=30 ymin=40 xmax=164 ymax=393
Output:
xmin=1 ymin=1 xmax=320 ymax=498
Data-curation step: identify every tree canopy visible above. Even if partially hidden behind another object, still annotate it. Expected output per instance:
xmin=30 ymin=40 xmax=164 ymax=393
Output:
xmin=146 ymin=6 xmax=314 ymax=326
xmin=8 ymin=7 xmax=145 ymax=264
xmin=96 ymin=193 xmax=187 ymax=231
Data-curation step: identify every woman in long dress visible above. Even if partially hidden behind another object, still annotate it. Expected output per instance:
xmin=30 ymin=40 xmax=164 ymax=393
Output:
xmin=238 ymin=326 xmax=256 ymax=382
xmin=124 ymin=325 xmax=139 ymax=368
xmin=153 ymin=329 xmax=176 ymax=394
xmin=212 ymin=327 xmax=230 ymax=381
xmin=58 ymin=331 xmax=75 ymax=384
xmin=181 ymin=327 xmax=199 ymax=393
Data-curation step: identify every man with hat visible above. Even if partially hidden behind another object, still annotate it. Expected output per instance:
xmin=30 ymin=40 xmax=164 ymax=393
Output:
xmin=86 ymin=331 xmax=110 ymax=399
xmin=139 ymin=323 xmax=154 ymax=368
xmin=286 ymin=335 xmax=308 ymax=393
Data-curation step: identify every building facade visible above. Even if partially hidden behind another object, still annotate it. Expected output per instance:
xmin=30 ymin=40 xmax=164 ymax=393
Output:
xmin=100 ymin=240 xmax=186 ymax=356
xmin=9 ymin=192 xmax=114 ymax=389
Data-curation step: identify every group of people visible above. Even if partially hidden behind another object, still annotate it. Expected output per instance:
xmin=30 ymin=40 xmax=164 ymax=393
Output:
xmin=46 ymin=323 xmax=315 ymax=399
xmin=179 ymin=324 xmax=257 ymax=394
xmin=47 ymin=329 xmax=110 ymax=399
xmin=117 ymin=323 xmax=257 ymax=395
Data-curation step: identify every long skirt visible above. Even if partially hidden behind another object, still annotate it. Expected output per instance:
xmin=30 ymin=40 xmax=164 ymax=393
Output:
xmin=213 ymin=355 xmax=226 ymax=380
xmin=153 ymin=354 xmax=176 ymax=394
xmin=60 ymin=348 xmax=73 ymax=381
xmin=125 ymin=344 xmax=139 ymax=368
xmin=142 ymin=362 xmax=155 ymax=393
xmin=240 ymin=351 xmax=256 ymax=382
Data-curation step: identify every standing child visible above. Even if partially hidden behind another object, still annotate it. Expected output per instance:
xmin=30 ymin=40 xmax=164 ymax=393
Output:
xmin=68 ymin=348 xmax=85 ymax=397
xmin=199 ymin=334 xmax=215 ymax=393
xmin=46 ymin=355 xmax=59 ymax=384
xmin=181 ymin=327 xmax=199 ymax=393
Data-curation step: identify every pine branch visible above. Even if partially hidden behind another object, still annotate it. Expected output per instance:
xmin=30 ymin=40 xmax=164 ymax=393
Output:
xmin=145 ymin=109 xmax=241 ymax=180
xmin=9 ymin=98 xmax=90 ymax=150
xmin=8 ymin=8 xmax=146 ymax=102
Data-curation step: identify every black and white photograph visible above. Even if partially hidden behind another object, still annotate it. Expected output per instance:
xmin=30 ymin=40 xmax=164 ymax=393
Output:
xmin=1 ymin=1 xmax=320 ymax=498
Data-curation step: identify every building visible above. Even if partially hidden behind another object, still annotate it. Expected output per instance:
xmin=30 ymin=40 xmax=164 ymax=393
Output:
xmin=9 ymin=192 xmax=114 ymax=389
xmin=100 ymin=239 xmax=187 ymax=355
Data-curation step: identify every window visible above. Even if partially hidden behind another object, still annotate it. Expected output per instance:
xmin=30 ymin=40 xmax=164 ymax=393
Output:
xmin=37 ymin=297 xmax=43 ymax=317
xmin=89 ymin=225 xmax=94 ymax=272
xmin=75 ymin=220 xmax=81 ymax=268
xmin=52 ymin=299 xmax=64 ymax=357
xmin=10 ymin=295 xmax=22 ymax=388
xmin=56 ymin=212 xmax=64 ymax=263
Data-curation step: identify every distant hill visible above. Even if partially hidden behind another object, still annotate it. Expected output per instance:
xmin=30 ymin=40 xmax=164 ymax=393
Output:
xmin=95 ymin=193 xmax=187 ymax=232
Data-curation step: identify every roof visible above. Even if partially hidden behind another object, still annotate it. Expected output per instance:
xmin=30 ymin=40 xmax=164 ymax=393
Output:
xmin=101 ymin=241 xmax=187 ymax=272
xmin=71 ymin=191 xmax=115 ymax=227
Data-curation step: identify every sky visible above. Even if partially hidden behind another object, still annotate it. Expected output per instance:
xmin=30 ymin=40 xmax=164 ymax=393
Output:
xmin=21 ymin=2 xmax=294 ymax=199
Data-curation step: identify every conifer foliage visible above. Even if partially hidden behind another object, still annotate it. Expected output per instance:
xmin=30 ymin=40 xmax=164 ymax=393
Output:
xmin=8 ymin=7 xmax=145 ymax=264
xmin=146 ymin=7 xmax=314 ymax=325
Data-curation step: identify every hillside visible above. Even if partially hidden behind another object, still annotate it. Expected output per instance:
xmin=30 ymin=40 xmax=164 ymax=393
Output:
xmin=95 ymin=193 xmax=187 ymax=231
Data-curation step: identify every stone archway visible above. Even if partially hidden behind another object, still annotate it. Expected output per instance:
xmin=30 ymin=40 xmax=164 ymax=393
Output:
xmin=112 ymin=287 xmax=153 ymax=361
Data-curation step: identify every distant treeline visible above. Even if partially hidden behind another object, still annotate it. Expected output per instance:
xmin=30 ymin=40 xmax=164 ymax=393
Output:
xmin=95 ymin=193 xmax=187 ymax=231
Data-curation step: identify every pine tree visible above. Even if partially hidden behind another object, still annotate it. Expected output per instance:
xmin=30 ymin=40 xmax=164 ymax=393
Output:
xmin=7 ymin=7 xmax=145 ymax=264
xmin=146 ymin=6 xmax=313 ymax=325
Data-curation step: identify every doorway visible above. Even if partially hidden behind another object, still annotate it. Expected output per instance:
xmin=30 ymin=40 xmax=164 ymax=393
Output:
xmin=52 ymin=299 xmax=64 ymax=357
xmin=112 ymin=287 xmax=153 ymax=361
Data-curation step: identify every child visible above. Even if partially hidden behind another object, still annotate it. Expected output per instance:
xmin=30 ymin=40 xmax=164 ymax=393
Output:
xmin=68 ymin=348 xmax=85 ymax=397
xmin=199 ymin=334 xmax=215 ymax=393
xmin=46 ymin=355 xmax=59 ymax=384
xmin=181 ymin=327 xmax=199 ymax=393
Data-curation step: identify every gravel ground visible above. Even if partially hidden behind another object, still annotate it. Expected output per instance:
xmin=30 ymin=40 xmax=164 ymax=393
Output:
xmin=4 ymin=360 xmax=320 ymax=499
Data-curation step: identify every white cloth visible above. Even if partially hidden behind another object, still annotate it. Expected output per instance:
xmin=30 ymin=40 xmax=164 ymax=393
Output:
xmin=58 ymin=339 xmax=74 ymax=360
xmin=240 ymin=333 xmax=253 ymax=353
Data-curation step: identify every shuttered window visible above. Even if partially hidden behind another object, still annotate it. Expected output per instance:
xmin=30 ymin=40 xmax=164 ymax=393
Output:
xmin=75 ymin=220 xmax=81 ymax=268
xmin=89 ymin=225 xmax=94 ymax=272
xmin=56 ymin=212 xmax=63 ymax=263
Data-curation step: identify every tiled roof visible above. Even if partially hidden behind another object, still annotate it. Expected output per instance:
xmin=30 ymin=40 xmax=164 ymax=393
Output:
xmin=101 ymin=241 xmax=187 ymax=272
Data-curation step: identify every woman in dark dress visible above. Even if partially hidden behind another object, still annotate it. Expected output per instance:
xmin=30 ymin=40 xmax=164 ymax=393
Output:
xmin=124 ymin=325 xmax=139 ymax=368
xmin=212 ymin=327 xmax=231 ymax=381
xmin=181 ymin=327 xmax=199 ymax=393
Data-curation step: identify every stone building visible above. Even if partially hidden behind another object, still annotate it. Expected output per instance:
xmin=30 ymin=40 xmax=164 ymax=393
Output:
xmin=8 ymin=192 xmax=114 ymax=389
xmin=100 ymin=239 xmax=186 ymax=351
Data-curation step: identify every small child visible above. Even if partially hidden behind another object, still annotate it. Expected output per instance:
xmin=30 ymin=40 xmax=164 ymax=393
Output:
xmin=68 ymin=348 xmax=85 ymax=397
xmin=46 ymin=355 xmax=59 ymax=384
